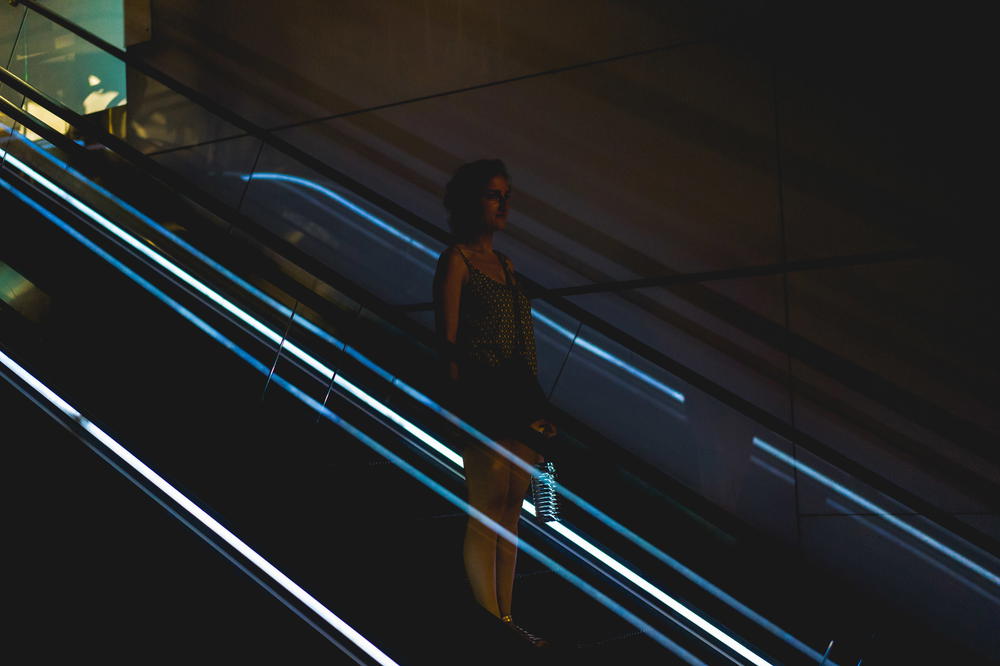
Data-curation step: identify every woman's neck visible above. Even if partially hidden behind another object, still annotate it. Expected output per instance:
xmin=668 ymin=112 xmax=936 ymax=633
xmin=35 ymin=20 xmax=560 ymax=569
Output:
xmin=460 ymin=231 xmax=495 ymax=254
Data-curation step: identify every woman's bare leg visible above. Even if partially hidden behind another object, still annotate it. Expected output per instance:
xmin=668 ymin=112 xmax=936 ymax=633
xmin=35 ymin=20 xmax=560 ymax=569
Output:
xmin=496 ymin=439 xmax=543 ymax=618
xmin=462 ymin=442 xmax=511 ymax=617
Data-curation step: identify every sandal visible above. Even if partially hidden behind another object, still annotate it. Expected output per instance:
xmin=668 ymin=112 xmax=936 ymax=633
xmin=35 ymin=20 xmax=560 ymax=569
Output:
xmin=500 ymin=615 xmax=550 ymax=648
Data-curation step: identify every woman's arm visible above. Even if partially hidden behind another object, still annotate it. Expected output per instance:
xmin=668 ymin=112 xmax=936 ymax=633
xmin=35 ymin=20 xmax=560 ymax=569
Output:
xmin=432 ymin=247 xmax=467 ymax=382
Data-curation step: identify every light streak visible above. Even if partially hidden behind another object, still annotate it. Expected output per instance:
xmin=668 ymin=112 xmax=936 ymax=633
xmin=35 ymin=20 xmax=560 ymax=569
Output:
xmin=1 ymin=146 xmax=790 ymax=664
xmin=0 ymin=180 xmax=707 ymax=665
xmin=825 ymin=499 xmax=1000 ymax=605
xmin=0 ymin=346 xmax=400 ymax=666
xmin=549 ymin=521 xmax=771 ymax=666
xmin=246 ymin=172 xmax=686 ymax=404
xmin=753 ymin=437 xmax=1000 ymax=588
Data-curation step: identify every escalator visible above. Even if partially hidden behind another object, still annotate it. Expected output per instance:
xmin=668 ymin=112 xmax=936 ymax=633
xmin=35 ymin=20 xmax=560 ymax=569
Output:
xmin=2 ymin=363 xmax=351 ymax=663
xmin=2 ymin=3 xmax=998 ymax=664
xmin=1 ymin=126 xmax=729 ymax=666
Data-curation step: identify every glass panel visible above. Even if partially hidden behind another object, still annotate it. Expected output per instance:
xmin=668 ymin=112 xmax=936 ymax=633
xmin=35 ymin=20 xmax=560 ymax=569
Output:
xmin=4 ymin=3 xmax=250 ymax=153
xmin=0 ymin=4 xmax=26 ymax=72
xmin=146 ymin=135 xmax=264 ymax=209
xmin=240 ymin=143 xmax=432 ymax=305
xmin=12 ymin=5 xmax=125 ymax=115
xmin=530 ymin=299 xmax=581 ymax=397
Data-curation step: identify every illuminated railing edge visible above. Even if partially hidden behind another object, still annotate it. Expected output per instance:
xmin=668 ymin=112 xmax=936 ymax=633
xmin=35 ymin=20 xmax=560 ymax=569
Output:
xmin=244 ymin=171 xmax=686 ymax=405
xmin=0 ymin=177 xmax=710 ymax=666
xmin=824 ymin=498 xmax=1000 ymax=605
xmin=753 ymin=437 xmax=1000 ymax=588
xmin=0 ymin=147 xmax=803 ymax=665
xmin=0 ymin=354 xmax=397 ymax=664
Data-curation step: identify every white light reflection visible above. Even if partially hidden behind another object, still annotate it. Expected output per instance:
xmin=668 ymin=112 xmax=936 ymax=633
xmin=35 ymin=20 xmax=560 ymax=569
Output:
xmin=753 ymin=437 xmax=1000 ymax=588
xmin=825 ymin=499 xmax=1000 ymax=605
xmin=0 ymin=182 xmax=707 ymax=666
xmin=0 ymin=152 xmax=773 ymax=665
xmin=0 ymin=349 xmax=400 ymax=666
xmin=549 ymin=521 xmax=771 ymax=666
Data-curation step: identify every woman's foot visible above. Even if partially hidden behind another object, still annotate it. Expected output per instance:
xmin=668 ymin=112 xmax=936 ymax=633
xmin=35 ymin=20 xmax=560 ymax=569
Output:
xmin=500 ymin=615 xmax=550 ymax=648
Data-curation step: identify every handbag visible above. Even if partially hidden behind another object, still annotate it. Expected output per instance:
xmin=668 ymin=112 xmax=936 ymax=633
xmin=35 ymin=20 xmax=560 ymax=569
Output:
xmin=530 ymin=460 xmax=561 ymax=522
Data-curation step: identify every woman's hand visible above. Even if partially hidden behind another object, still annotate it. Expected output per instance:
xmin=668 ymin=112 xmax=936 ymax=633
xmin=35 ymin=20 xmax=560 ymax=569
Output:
xmin=529 ymin=418 xmax=558 ymax=438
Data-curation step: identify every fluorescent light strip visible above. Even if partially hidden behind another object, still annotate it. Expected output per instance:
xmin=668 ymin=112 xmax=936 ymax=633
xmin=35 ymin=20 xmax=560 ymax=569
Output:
xmin=0 ymin=348 xmax=81 ymax=419
xmin=0 ymin=347 xmax=399 ymax=666
xmin=392 ymin=374 xmax=826 ymax=664
xmin=825 ymin=499 xmax=1000 ymax=605
xmin=2 ymin=152 xmax=778 ymax=664
xmin=531 ymin=309 xmax=685 ymax=404
xmin=247 ymin=173 xmax=436 ymax=255
xmin=0 ymin=181 xmax=707 ymax=665
xmin=0 ymin=123 xmax=347 ymax=357
xmin=246 ymin=172 xmax=685 ymax=404
xmin=548 ymin=521 xmax=771 ymax=666
xmin=250 ymin=362 xmax=707 ymax=663
xmin=753 ymin=437 xmax=1000 ymax=588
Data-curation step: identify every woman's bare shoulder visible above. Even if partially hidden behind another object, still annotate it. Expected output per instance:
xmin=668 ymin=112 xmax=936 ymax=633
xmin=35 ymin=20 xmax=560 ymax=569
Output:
xmin=436 ymin=245 xmax=469 ymax=277
xmin=438 ymin=245 xmax=464 ymax=263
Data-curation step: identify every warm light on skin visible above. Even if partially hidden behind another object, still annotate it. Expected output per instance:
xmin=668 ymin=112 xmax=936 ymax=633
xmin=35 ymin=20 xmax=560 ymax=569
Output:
xmin=1 ymin=144 xmax=795 ymax=664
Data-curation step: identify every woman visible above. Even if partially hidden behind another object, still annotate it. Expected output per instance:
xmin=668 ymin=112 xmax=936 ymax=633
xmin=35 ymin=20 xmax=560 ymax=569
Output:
xmin=432 ymin=159 xmax=557 ymax=646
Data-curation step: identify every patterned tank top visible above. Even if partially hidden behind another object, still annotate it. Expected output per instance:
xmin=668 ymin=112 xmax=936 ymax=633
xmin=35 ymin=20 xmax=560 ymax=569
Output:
xmin=453 ymin=246 xmax=539 ymax=376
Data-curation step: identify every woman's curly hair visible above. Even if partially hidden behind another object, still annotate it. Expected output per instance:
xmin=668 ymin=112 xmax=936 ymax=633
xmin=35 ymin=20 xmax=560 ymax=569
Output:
xmin=443 ymin=159 xmax=511 ymax=240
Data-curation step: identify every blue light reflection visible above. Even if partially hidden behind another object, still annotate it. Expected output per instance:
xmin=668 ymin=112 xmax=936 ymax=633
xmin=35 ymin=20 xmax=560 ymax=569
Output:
xmin=753 ymin=437 xmax=1000 ymax=588
xmin=0 ymin=173 xmax=706 ymax=665
xmin=245 ymin=171 xmax=686 ymax=404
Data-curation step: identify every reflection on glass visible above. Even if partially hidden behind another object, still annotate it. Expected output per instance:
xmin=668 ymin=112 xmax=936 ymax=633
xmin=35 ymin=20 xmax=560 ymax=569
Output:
xmin=14 ymin=3 xmax=126 ymax=116
xmin=753 ymin=437 xmax=1000 ymax=587
xmin=239 ymin=168 xmax=686 ymax=405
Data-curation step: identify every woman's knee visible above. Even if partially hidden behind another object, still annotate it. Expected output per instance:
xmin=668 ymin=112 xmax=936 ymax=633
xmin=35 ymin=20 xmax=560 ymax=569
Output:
xmin=466 ymin=461 xmax=510 ymax=519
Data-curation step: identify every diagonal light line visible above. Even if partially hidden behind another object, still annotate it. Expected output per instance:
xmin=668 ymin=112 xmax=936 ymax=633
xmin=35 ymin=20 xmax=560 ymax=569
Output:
xmin=3 ymin=150 xmax=781 ymax=664
xmin=549 ymin=521 xmax=770 ymax=666
xmin=753 ymin=437 xmax=1000 ymax=588
xmin=0 ymin=347 xmax=400 ymax=666
xmin=392 ymin=375 xmax=827 ymax=663
xmin=530 ymin=308 xmax=685 ymax=403
xmin=0 ymin=182 xmax=707 ymax=665
xmin=244 ymin=171 xmax=686 ymax=404
xmin=825 ymin=499 xmax=1000 ymax=605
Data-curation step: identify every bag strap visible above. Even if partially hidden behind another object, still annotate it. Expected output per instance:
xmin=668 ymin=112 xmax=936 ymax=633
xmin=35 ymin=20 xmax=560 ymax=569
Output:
xmin=454 ymin=246 xmax=474 ymax=271
xmin=494 ymin=250 xmax=517 ymax=287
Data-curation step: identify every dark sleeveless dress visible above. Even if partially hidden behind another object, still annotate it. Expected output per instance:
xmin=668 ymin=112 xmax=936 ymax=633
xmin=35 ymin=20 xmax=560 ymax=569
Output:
xmin=450 ymin=246 xmax=549 ymax=442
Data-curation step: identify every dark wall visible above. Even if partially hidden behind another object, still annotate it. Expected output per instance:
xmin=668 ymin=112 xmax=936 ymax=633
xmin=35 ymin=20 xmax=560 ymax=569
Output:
xmin=118 ymin=1 xmax=998 ymax=653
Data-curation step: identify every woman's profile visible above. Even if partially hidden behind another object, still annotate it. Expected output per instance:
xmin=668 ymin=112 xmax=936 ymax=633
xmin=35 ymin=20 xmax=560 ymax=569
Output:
xmin=432 ymin=159 xmax=558 ymax=647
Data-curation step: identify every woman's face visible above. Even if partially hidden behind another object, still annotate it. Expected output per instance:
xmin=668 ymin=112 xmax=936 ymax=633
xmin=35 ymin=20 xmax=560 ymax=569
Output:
xmin=479 ymin=175 xmax=511 ymax=233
